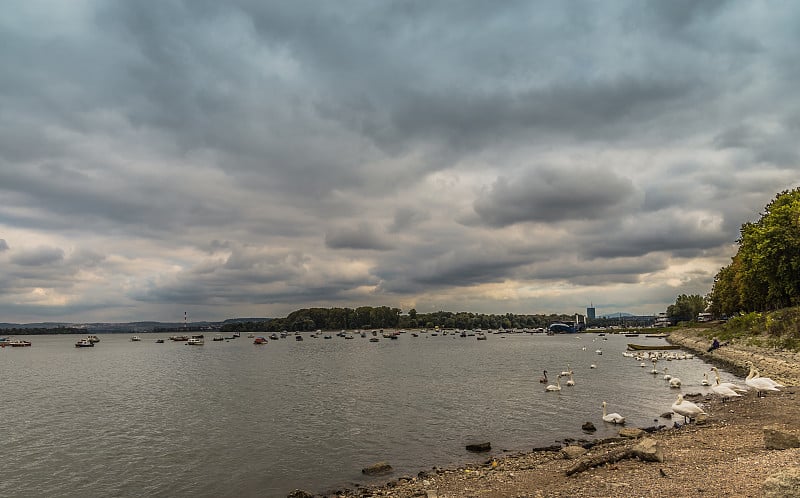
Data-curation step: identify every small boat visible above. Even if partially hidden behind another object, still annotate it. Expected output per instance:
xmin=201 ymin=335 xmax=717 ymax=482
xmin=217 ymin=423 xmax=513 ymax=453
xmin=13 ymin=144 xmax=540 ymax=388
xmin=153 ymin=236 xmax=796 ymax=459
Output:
xmin=369 ymin=337 xmax=379 ymax=342
xmin=247 ymin=333 xmax=255 ymax=338
xmin=155 ymin=339 xmax=165 ymax=343
xmin=269 ymin=333 xmax=280 ymax=340
xmin=233 ymin=332 xmax=241 ymax=338
xmin=9 ymin=339 xmax=32 ymax=347
xmin=253 ymin=337 xmax=268 ymax=344
xmin=75 ymin=339 xmax=94 ymax=348
xmin=186 ymin=337 xmax=204 ymax=345
xmin=131 ymin=336 xmax=142 ymax=342
xmin=212 ymin=335 xmax=225 ymax=341
xmin=627 ymin=343 xmax=681 ymax=351
xmin=170 ymin=335 xmax=189 ymax=341
xmin=295 ymin=335 xmax=303 ymax=341
xmin=476 ymin=333 xmax=487 ymax=341
xmin=87 ymin=335 xmax=100 ymax=343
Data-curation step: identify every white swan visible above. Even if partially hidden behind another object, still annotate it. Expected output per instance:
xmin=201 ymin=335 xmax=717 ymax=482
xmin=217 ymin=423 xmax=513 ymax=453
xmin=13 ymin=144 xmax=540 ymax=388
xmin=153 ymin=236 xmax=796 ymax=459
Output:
xmin=745 ymin=366 xmax=781 ymax=397
xmin=545 ymin=374 xmax=562 ymax=392
xmin=560 ymin=365 xmax=571 ymax=377
xmin=750 ymin=366 xmax=784 ymax=388
xmin=602 ymin=401 xmax=625 ymax=424
xmin=711 ymin=377 xmax=742 ymax=402
xmin=590 ymin=363 xmax=597 ymax=369
xmin=663 ymin=367 xmax=672 ymax=381
xmin=650 ymin=359 xmax=658 ymax=375
xmin=669 ymin=376 xmax=682 ymax=388
xmin=710 ymin=367 xmax=747 ymax=393
xmin=700 ymin=372 xmax=710 ymax=386
xmin=566 ymin=371 xmax=575 ymax=387
xmin=671 ymin=394 xmax=706 ymax=423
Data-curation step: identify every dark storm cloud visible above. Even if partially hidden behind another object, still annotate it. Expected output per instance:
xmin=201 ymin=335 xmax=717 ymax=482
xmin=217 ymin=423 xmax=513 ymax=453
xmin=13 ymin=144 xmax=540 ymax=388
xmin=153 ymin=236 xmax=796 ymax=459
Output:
xmin=10 ymin=246 xmax=64 ymax=267
xmin=325 ymin=224 xmax=392 ymax=251
xmin=2 ymin=1 xmax=800 ymax=321
xmin=473 ymin=167 xmax=637 ymax=227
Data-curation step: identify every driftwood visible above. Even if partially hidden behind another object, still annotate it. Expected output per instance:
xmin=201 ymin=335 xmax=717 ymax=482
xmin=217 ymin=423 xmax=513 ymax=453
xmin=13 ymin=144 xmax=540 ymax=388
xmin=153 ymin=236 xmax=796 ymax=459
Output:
xmin=565 ymin=448 xmax=635 ymax=476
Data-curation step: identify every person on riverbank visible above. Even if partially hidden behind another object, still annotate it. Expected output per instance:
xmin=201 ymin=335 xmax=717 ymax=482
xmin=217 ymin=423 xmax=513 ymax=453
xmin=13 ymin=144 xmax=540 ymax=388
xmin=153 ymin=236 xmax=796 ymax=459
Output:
xmin=707 ymin=337 xmax=720 ymax=352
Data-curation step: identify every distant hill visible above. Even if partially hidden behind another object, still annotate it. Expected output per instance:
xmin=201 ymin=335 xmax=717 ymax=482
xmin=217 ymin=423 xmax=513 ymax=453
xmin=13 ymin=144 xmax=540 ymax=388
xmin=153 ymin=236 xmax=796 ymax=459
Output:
xmin=600 ymin=312 xmax=635 ymax=319
xmin=0 ymin=318 xmax=272 ymax=334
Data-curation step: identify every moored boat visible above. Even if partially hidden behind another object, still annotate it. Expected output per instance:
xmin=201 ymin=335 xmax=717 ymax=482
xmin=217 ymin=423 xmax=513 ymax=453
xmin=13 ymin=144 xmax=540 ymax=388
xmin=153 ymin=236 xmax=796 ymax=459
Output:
xmin=170 ymin=335 xmax=189 ymax=341
xmin=131 ymin=336 xmax=142 ymax=342
xmin=186 ymin=337 xmax=204 ymax=345
xmin=87 ymin=335 xmax=100 ymax=343
xmin=75 ymin=339 xmax=94 ymax=348
xmin=627 ymin=343 xmax=681 ymax=351
xmin=253 ymin=337 xmax=268 ymax=344
xmin=9 ymin=339 xmax=32 ymax=347
xmin=212 ymin=335 xmax=224 ymax=341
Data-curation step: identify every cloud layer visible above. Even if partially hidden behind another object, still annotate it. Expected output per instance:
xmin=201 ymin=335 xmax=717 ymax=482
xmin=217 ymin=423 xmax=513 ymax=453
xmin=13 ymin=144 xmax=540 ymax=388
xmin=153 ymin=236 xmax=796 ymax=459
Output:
xmin=1 ymin=1 xmax=799 ymax=322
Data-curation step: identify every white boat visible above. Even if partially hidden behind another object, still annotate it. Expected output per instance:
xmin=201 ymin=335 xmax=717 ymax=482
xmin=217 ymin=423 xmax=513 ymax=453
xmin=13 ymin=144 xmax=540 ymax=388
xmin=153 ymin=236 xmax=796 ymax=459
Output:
xmin=75 ymin=339 xmax=94 ymax=348
xmin=186 ymin=337 xmax=204 ymax=345
xmin=87 ymin=335 xmax=100 ymax=343
xmin=131 ymin=336 xmax=142 ymax=342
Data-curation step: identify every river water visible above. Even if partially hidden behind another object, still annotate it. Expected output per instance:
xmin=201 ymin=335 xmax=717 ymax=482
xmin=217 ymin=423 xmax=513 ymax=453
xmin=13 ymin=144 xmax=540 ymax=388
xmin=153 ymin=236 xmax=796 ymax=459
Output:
xmin=0 ymin=331 xmax=741 ymax=497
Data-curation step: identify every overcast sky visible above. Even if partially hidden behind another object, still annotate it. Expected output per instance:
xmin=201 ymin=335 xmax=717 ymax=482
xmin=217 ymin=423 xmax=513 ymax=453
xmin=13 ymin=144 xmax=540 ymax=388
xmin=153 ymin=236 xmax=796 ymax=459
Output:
xmin=1 ymin=1 xmax=799 ymax=323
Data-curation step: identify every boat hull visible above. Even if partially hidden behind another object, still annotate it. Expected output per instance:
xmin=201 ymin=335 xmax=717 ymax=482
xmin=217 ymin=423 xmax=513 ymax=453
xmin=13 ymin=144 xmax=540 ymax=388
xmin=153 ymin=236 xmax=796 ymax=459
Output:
xmin=627 ymin=343 xmax=681 ymax=351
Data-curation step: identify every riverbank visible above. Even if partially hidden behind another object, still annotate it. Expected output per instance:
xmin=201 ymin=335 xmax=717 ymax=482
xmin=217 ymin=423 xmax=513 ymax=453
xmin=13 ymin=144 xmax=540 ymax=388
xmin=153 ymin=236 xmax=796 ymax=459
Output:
xmin=295 ymin=328 xmax=800 ymax=497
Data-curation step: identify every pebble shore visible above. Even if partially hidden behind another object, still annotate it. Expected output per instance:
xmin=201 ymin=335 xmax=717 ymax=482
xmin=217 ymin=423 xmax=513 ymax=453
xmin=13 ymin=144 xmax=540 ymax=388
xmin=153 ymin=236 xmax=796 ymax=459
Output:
xmin=290 ymin=328 xmax=800 ymax=498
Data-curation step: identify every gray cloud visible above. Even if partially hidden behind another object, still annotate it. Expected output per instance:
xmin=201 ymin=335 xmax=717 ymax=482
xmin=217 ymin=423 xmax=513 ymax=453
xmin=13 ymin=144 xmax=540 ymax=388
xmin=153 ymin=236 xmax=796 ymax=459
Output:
xmin=473 ymin=167 xmax=637 ymax=227
xmin=1 ymin=1 xmax=799 ymax=322
xmin=325 ymin=224 xmax=392 ymax=251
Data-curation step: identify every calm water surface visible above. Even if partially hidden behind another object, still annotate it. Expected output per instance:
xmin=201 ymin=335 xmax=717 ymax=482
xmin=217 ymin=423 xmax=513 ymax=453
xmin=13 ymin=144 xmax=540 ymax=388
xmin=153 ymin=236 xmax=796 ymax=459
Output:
xmin=0 ymin=332 xmax=742 ymax=497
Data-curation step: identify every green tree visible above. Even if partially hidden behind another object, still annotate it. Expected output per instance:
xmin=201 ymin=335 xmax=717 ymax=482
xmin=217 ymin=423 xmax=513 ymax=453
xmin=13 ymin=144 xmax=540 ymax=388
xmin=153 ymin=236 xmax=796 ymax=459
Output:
xmin=710 ymin=188 xmax=800 ymax=314
xmin=667 ymin=294 xmax=707 ymax=323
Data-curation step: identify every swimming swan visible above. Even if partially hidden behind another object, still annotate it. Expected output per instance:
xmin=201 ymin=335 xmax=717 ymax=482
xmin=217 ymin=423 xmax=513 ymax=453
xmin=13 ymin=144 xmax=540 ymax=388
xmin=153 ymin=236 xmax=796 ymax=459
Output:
xmin=700 ymin=372 xmax=710 ymax=386
xmin=669 ymin=376 xmax=682 ymax=388
xmin=663 ymin=367 xmax=672 ymax=381
xmin=545 ymin=375 xmax=562 ymax=392
xmin=602 ymin=401 xmax=625 ymax=424
xmin=539 ymin=370 xmax=548 ymax=383
xmin=671 ymin=394 xmax=706 ymax=423
xmin=566 ymin=371 xmax=575 ymax=387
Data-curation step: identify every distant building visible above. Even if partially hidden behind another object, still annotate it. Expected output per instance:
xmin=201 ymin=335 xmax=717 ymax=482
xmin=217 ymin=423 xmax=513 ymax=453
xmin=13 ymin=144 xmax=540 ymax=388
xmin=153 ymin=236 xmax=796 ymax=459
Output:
xmin=654 ymin=312 xmax=671 ymax=328
xmin=587 ymin=305 xmax=596 ymax=320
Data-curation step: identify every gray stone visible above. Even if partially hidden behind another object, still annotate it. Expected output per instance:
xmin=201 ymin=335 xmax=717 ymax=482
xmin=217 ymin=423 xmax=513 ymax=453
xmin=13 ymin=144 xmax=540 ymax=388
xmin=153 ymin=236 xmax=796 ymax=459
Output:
xmin=286 ymin=490 xmax=314 ymax=498
xmin=764 ymin=425 xmax=800 ymax=450
xmin=763 ymin=467 xmax=800 ymax=497
xmin=618 ymin=427 xmax=645 ymax=439
xmin=466 ymin=441 xmax=491 ymax=452
xmin=560 ymin=445 xmax=587 ymax=459
xmin=362 ymin=461 xmax=393 ymax=475
xmin=632 ymin=437 xmax=665 ymax=462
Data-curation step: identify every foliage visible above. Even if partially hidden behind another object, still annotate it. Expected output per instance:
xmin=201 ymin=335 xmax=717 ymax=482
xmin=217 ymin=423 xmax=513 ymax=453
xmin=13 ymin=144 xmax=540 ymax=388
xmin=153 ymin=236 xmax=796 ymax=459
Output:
xmin=667 ymin=294 xmax=707 ymax=323
xmin=220 ymin=307 xmax=581 ymax=332
xmin=709 ymin=188 xmax=800 ymax=315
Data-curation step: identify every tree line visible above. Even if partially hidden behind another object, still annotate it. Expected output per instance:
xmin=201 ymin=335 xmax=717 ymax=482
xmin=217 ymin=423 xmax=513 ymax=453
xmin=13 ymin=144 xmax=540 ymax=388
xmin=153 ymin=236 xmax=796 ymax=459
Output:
xmin=220 ymin=307 xmax=585 ymax=332
xmin=708 ymin=188 xmax=800 ymax=316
